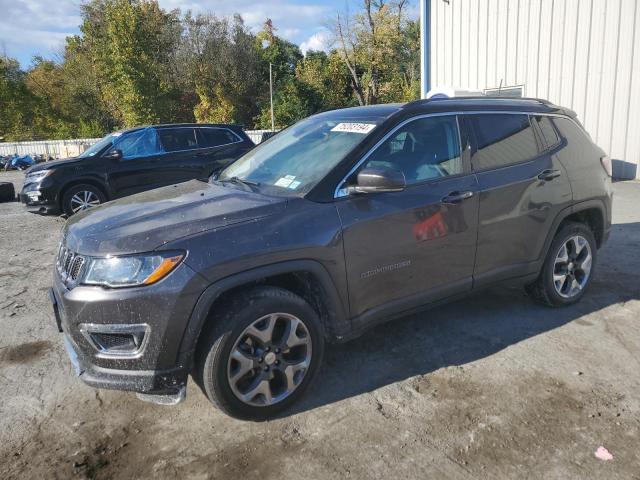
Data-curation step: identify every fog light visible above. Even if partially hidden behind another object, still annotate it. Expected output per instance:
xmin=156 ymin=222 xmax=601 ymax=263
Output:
xmin=80 ymin=324 xmax=148 ymax=357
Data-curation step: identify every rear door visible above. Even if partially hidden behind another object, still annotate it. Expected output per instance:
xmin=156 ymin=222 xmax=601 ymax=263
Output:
xmin=467 ymin=113 xmax=573 ymax=286
xmin=156 ymin=127 xmax=204 ymax=183
xmin=196 ymin=127 xmax=252 ymax=177
xmin=336 ymin=114 xmax=479 ymax=326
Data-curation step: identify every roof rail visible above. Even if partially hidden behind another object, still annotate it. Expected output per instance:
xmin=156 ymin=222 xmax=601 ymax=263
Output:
xmin=403 ymin=96 xmax=556 ymax=108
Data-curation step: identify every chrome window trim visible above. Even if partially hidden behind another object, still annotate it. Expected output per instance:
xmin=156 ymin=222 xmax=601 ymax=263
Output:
xmin=334 ymin=112 xmax=463 ymax=198
xmin=333 ymin=110 xmax=581 ymax=199
xmin=79 ymin=323 xmax=150 ymax=360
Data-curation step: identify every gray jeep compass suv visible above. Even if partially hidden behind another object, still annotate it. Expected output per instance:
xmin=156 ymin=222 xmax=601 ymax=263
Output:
xmin=51 ymin=98 xmax=612 ymax=420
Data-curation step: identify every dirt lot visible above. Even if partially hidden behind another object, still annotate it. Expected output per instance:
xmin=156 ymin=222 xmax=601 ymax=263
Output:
xmin=0 ymin=169 xmax=638 ymax=479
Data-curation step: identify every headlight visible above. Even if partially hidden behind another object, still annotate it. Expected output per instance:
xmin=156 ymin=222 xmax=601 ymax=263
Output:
xmin=82 ymin=252 xmax=184 ymax=288
xmin=26 ymin=169 xmax=53 ymax=181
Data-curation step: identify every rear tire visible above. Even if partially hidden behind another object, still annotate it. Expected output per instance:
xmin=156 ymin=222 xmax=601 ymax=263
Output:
xmin=195 ymin=286 xmax=324 ymax=420
xmin=0 ymin=182 xmax=15 ymax=202
xmin=526 ymin=222 xmax=597 ymax=307
xmin=61 ymin=184 xmax=106 ymax=216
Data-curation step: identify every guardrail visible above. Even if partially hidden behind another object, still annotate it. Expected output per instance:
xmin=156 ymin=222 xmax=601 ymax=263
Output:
xmin=0 ymin=129 xmax=277 ymax=158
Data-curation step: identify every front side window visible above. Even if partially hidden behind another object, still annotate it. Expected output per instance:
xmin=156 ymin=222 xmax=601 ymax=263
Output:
xmin=197 ymin=128 xmax=239 ymax=148
xmin=158 ymin=128 xmax=198 ymax=152
xmin=219 ymin=112 xmax=385 ymax=195
xmin=115 ymin=128 xmax=164 ymax=160
xmin=360 ymin=115 xmax=463 ymax=184
xmin=469 ymin=114 xmax=538 ymax=171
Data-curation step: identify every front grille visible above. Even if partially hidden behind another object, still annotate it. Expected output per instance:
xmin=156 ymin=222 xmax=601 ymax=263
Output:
xmin=69 ymin=256 xmax=85 ymax=280
xmin=57 ymin=246 xmax=86 ymax=285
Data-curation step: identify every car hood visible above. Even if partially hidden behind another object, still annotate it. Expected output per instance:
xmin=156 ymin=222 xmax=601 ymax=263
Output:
xmin=64 ymin=180 xmax=288 ymax=255
xmin=26 ymin=157 xmax=83 ymax=173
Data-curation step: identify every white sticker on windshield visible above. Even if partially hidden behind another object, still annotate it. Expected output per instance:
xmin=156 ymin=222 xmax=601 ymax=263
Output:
xmin=288 ymin=180 xmax=301 ymax=190
xmin=275 ymin=175 xmax=296 ymax=188
xmin=331 ymin=123 xmax=376 ymax=134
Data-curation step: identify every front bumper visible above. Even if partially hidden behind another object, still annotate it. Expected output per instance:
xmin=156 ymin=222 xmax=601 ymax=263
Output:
xmin=19 ymin=180 xmax=59 ymax=214
xmin=51 ymin=260 xmax=208 ymax=396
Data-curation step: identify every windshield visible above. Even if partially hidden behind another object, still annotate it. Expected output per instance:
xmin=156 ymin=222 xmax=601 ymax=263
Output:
xmin=78 ymin=133 xmax=120 ymax=158
xmin=218 ymin=113 xmax=382 ymax=195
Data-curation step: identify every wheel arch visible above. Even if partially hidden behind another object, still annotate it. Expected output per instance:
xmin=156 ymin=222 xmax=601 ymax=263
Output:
xmin=179 ymin=260 xmax=349 ymax=366
xmin=542 ymin=200 xmax=607 ymax=261
xmin=58 ymin=178 xmax=109 ymax=210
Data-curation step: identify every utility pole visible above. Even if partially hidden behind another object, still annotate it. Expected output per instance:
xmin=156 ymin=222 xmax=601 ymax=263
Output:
xmin=269 ymin=63 xmax=275 ymax=131
xmin=420 ymin=0 xmax=431 ymax=99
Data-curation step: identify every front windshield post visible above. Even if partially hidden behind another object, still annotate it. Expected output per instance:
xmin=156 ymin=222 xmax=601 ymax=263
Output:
xmin=79 ymin=133 xmax=118 ymax=158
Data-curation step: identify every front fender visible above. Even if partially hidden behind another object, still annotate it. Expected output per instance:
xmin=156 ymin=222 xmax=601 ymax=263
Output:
xmin=177 ymin=259 xmax=349 ymax=366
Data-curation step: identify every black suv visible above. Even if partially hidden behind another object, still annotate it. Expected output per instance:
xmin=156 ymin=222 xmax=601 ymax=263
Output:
xmin=51 ymin=98 xmax=612 ymax=419
xmin=20 ymin=124 xmax=254 ymax=215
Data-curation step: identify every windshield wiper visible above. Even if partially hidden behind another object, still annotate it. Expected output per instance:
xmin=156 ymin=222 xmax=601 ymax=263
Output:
xmin=218 ymin=176 xmax=259 ymax=189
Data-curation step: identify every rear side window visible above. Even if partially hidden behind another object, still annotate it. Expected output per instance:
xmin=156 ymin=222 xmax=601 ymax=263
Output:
xmin=197 ymin=128 xmax=239 ymax=148
xmin=469 ymin=114 xmax=538 ymax=170
xmin=534 ymin=116 xmax=560 ymax=149
xmin=158 ymin=128 xmax=198 ymax=152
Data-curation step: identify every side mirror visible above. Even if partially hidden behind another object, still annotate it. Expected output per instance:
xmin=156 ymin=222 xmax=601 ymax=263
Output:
xmin=104 ymin=149 xmax=122 ymax=160
xmin=349 ymin=167 xmax=406 ymax=194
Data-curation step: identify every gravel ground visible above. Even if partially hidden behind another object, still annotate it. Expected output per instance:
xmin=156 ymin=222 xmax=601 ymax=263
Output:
xmin=0 ymin=169 xmax=639 ymax=479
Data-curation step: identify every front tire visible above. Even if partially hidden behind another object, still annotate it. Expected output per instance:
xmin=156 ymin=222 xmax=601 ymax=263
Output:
xmin=195 ymin=286 xmax=324 ymax=420
xmin=61 ymin=184 xmax=106 ymax=216
xmin=527 ymin=222 xmax=597 ymax=307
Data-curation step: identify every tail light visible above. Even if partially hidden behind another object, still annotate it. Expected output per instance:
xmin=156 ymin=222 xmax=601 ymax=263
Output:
xmin=600 ymin=155 xmax=612 ymax=177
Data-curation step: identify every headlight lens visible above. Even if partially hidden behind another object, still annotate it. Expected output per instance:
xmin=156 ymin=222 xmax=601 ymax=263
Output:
xmin=82 ymin=252 xmax=184 ymax=288
xmin=26 ymin=169 xmax=52 ymax=181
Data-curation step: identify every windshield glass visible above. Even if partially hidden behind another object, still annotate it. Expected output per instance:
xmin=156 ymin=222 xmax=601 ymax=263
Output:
xmin=218 ymin=113 xmax=382 ymax=195
xmin=78 ymin=133 xmax=120 ymax=158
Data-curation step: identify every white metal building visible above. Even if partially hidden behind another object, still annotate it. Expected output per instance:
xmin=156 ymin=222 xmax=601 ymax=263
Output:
xmin=428 ymin=0 xmax=640 ymax=179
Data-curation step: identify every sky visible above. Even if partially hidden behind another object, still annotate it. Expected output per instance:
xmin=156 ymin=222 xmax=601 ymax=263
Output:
xmin=0 ymin=0 xmax=355 ymax=67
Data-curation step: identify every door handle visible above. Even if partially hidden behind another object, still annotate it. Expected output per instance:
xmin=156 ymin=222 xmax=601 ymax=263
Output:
xmin=441 ymin=190 xmax=474 ymax=204
xmin=537 ymin=169 xmax=561 ymax=181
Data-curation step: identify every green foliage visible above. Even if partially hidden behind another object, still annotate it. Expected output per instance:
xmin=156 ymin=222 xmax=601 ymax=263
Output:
xmin=1 ymin=0 xmax=422 ymax=142
xmin=333 ymin=0 xmax=420 ymax=105
xmin=182 ymin=13 xmax=263 ymax=126
xmin=83 ymin=0 xmax=183 ymax=126
xmin=0 ymin=57 xmax=30 ymax=140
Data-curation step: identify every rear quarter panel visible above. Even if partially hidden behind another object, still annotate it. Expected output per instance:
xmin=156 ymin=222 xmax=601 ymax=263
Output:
xmin=552 ymin=117 xmax=613 ymax=228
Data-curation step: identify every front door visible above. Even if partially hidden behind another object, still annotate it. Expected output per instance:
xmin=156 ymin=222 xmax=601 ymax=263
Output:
xmin=336 ymin=115 xmax=479 ymax=327
xmin=107 ymin=128 xmax=166 ymax=198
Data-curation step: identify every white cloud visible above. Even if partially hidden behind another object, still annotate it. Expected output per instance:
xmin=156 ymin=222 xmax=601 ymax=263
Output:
xmin=0 ymin=0 xmax=81 ymax=63
xmin=0 ymin=0 xmax=336 ymax=65
xmin=300 ymin=30 xmax=330 ymax=54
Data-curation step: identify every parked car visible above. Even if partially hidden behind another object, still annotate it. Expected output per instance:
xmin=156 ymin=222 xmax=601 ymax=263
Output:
xmin=19 ymin=124 xmax=254 ymax=215
xmin=51 ymin=98 xmax=612 ymax=419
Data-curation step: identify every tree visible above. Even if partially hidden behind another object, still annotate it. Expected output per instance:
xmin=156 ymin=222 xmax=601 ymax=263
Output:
xmin=332 ymin=0 xmax=417 ymax=105
xmin=296 ymin=50 xmax=354 ymax=111
xmin=0 ymin=56 xmax=36 ymax=141
xmin=2 ymin=1 xmax=422 ymax=141
xmin=180 ymin=13 xmax=264 ymax=126
xmin=79 ymin=0 xmax=183 ymax=127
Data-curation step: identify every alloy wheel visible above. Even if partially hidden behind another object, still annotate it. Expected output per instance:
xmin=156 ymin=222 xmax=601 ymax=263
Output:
xmin=70 ymin=190 xmax=101 ymax=213
xmin=553 ymin=235 xmax=593 ymax=298
xmin=227 ymin=313 xmax=312 ymax=407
